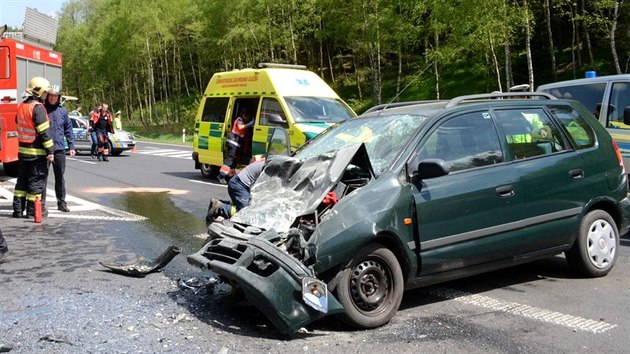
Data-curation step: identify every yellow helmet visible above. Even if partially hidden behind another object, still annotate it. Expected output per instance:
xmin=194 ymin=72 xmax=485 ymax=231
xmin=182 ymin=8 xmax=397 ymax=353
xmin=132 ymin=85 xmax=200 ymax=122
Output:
xmin=26 ymin=76 xmax=51 ymax=98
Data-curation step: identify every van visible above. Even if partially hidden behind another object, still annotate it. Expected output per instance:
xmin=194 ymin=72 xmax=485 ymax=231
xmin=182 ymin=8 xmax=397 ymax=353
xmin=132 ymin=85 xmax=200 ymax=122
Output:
xmin=537 ymin=74 xmax=630 ymax=167
xmin=192 ymin=63 xmax=356 ymax=178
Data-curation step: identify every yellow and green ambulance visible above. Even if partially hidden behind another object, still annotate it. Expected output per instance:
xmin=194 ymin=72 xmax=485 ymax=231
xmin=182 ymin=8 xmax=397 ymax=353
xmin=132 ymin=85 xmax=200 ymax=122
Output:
xmin=192 ymin=63 xmax=356 ymax=178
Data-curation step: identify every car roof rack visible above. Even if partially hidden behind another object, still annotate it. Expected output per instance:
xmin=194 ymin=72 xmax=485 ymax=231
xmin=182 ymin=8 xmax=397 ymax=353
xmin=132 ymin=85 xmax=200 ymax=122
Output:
xmin=363 ymin=100 xmax=437 ymax=114
xmin=446 ymin=92 xmax=556 ymax=108
xmin=257 ymin=62 xmax=307 ymax=70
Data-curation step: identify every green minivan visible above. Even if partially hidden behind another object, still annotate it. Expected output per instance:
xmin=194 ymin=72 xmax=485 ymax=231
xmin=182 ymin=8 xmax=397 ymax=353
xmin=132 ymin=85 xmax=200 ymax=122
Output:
xmin=188 ymin=92 xmax=630 ymax=333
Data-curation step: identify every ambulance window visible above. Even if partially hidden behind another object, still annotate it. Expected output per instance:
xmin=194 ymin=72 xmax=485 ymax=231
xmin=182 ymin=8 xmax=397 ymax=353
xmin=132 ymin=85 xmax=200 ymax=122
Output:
xmin=201 ymin=97 xmax=229 ymax=123
xmin=0 ymin=46 xmax=9 ymax=79
xmin=260 ymin=97 xmax=288 ymax=127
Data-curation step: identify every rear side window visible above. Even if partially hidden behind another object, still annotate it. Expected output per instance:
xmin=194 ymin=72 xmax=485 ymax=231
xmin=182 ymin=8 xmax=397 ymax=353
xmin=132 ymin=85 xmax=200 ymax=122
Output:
xmin=201 ymin=97 xmax=229 ymax=123
xmin=548 ymin=106 xmax=595 ymax=149
xmin=542 ymin=83 xmax=606 ymax=114
xmin=494 ymin=108 xmax=569 ymax=160
xmin=418 ymin=111 xmax=503 ymax=172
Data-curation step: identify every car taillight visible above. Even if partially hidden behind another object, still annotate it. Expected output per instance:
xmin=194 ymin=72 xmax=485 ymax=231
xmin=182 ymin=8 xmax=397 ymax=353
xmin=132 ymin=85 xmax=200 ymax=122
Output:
xmin=612 ymin=139 xmax=625 ymax=174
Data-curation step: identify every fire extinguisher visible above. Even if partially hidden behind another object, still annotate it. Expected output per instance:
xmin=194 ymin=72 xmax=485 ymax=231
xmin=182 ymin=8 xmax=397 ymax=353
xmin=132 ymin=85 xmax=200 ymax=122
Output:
xmin=34 ymin=196 xmax=42 ymax=223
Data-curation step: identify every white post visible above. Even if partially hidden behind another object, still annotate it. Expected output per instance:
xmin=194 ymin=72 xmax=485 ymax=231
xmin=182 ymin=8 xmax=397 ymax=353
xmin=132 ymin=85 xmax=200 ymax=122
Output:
xmin=182 ymin=128 xmax=186 ymax=143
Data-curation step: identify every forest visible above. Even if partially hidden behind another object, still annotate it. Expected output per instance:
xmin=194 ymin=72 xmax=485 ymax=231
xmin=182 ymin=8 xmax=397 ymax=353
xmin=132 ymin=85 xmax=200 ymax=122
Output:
xmin=41 ymin=0 xmax=630 ymax=128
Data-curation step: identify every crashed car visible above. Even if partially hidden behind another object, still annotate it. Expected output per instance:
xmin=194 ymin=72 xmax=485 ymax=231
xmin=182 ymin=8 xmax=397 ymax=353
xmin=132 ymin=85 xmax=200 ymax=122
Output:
xmin=188 ymin=92 xmax=630 ymax=333
xmin=69 ymin=115 xmax=136 ymax=155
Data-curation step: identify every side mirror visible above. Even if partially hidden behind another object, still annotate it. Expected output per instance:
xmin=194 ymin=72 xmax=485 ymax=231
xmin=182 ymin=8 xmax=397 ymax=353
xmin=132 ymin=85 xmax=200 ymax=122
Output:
xmin=624 ymin=107 xmax=630 ymax=125
xmin=412 ymin=158 xmax=449 ymax=181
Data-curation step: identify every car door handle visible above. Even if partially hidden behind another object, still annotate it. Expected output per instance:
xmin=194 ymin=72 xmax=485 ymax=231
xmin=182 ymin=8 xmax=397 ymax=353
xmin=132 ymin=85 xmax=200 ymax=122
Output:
xmin=496 ymin=185 xmax=515 ymax=198
xmin=569 ymin=169 xmax=584 ymax=179
xmin=255 ymin=128 xmax=263 ymax=131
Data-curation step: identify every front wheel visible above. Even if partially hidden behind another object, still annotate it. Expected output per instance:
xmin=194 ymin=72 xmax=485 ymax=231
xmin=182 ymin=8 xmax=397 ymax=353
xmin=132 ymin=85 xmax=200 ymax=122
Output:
xmin=565 ymin=210 xmax=619 ymax=277
xmin=334 ymin=244 xmax=404 ymax=329
xmin=200 ymin=164 xmax=219 ymax=179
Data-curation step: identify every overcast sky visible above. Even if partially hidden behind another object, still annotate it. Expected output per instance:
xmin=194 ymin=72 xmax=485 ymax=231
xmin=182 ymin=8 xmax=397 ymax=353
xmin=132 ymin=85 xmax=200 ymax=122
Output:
xmin=1 ymin=0 xmax=66 ymax=29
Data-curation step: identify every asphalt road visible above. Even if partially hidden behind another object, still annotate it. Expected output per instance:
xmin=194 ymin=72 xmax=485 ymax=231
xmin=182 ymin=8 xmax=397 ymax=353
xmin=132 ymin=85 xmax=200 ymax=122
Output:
xmin=1 ymin=142 xmax=629 ymax=353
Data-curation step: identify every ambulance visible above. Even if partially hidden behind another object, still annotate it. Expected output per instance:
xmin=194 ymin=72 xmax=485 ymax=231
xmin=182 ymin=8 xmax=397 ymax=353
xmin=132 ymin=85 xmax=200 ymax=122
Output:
xmin=192 ymin=63 xmax=356 ymax=178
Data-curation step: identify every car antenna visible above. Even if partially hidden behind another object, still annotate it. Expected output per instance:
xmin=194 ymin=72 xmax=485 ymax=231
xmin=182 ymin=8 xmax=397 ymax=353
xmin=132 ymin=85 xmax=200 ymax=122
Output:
xmin=377 ymin=61 xmax=435 ymax=112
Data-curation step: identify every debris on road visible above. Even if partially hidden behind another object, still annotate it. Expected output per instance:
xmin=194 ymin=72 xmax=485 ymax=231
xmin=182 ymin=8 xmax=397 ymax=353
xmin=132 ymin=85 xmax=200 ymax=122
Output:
xmin=99 ymin=245 xmax=181 ymax=277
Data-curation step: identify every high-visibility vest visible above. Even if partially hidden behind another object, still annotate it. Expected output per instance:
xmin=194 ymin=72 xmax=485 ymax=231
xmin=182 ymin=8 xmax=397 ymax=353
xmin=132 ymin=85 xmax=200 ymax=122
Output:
xmin=17 ymin=101 xmax=46 ymax=143
xmin=231 ymin=117 xmax=248 ymax=138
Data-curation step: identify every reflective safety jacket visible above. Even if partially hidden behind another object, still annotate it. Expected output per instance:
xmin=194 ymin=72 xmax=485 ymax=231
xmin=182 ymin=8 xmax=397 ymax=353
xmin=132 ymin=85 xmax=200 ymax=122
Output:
xmin=17 ymin=98 xmax=54 ymax=158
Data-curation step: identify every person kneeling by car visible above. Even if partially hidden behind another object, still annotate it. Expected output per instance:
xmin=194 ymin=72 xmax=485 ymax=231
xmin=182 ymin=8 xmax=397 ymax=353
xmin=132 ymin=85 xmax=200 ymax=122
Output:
xmin=206 ymin=156 xmax=265 ymax=225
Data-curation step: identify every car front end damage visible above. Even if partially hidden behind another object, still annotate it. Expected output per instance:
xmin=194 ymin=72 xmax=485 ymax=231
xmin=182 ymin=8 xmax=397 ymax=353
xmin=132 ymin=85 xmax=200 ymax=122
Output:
xmin=187 ymin=144 xmax=377 ymax=333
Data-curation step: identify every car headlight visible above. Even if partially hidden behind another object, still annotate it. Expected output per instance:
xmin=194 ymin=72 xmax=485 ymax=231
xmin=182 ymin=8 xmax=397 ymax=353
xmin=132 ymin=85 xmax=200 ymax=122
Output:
xmin=301 ymin=277 xmax=328 ymax=313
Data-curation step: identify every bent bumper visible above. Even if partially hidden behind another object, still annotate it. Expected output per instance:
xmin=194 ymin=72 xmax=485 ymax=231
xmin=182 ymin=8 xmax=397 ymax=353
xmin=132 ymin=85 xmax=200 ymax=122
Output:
xmin=187 ymin=236 xmax=344 ymax=333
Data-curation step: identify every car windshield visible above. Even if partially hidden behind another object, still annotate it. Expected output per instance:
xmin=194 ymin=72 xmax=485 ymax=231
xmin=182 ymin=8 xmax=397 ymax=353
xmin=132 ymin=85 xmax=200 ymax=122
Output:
xmin=295 ymin=113 xmax=428 ymax=174
xmin=285 ymin=96 xmax=355 ymax=123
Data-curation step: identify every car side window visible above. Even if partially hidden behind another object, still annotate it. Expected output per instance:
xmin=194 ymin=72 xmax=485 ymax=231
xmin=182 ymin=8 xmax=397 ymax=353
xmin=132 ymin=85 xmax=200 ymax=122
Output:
xmin=494 ymin=108 xmax=568 ymax=160
xmin=201 ymin=97 xmax=229 ymax=123
xmin=260 ymin=97 xmax=288 ymax=127
xmin=542 ymin=83 xmax=607 ymax=116
xmin=547 ymin=106 xmax=596 ymax=149
xmin=608 ymin=82 xmax=630 ymax=127
xmin=418 ymin=111 xmax=503 ymax=172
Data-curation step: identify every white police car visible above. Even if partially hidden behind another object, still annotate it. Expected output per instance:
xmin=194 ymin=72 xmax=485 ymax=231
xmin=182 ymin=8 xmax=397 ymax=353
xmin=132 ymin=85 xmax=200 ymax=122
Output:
xmin=70 ymin=115 xmax=136 ymax=156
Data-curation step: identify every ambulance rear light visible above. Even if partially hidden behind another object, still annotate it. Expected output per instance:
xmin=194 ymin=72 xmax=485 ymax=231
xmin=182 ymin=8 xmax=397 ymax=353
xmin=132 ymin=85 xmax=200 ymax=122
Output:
xmin=258 ymin=62 xmax=307 ymax=70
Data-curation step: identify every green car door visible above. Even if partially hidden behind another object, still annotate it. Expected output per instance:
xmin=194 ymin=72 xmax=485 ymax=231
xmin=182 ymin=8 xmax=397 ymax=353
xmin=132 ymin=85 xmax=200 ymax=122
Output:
xmin=412 ymin=110 xmax=526 ymax=275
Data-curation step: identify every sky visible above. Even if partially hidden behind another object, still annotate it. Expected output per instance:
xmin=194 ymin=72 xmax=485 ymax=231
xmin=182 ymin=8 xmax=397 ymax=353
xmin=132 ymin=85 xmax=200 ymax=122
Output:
xmin=1 ymin=0 xmax=67 ymax=29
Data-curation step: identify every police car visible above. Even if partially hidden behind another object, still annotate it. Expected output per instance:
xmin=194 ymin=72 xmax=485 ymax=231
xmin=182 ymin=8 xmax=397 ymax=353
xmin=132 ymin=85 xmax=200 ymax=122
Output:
xmin=69 ymin=115 xmax=136 ymax=156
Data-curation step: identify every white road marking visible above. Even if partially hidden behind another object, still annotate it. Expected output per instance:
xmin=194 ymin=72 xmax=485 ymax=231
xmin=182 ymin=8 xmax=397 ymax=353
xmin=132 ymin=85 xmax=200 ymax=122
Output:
xmin=67 ymin=157 xmax=97 ymax=164
xmin=425 ymin=287 xmax=617 ymax=333
xmin=188 ymin=179 xmax=227 ymax=188
xmin=0 ymin=182 xmax=147 ymax=222
xmin=135 ymin=148 xmax=191 ymax=159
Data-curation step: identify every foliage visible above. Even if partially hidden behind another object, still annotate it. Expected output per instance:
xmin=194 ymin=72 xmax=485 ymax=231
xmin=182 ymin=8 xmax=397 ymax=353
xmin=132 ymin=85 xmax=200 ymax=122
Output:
xmin=51 ymin=0 xmax=630 ymax=127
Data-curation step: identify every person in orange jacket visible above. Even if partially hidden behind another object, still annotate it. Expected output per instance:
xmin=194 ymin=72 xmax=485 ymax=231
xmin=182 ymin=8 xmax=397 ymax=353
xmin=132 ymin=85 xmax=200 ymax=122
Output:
xmin=12 ymin=76 xmax=55 ymax=218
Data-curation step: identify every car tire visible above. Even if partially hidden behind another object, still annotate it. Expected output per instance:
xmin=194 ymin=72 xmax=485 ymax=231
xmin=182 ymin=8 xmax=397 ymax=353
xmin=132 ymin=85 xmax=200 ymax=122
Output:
xmin=110 ymin=150 xmax=122 ymax=156
xmin=200 ymin=164 xmax=219 ymax=179
xmin=565 ymin=210 xmax=619 ymax=277
xmin=334 ymin=244 xmax=403 ymax=329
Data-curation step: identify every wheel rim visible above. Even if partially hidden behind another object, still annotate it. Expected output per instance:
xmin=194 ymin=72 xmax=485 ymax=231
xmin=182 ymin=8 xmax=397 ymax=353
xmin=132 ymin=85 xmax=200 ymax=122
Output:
xmin=586 ymin=218 xmax=616 ymax=269
xmin=201 ymin=164 xmax=211 ymax=174
xmin=349 ymin=257 xmax=391 ymax=315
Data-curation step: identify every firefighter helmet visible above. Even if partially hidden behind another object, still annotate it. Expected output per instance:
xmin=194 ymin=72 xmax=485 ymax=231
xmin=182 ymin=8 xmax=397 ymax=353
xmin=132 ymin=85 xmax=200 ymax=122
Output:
xmin=26 ymin=76 xmax=51 ymax=98
xmin=48 ymin=84 xmax=61 ymax=95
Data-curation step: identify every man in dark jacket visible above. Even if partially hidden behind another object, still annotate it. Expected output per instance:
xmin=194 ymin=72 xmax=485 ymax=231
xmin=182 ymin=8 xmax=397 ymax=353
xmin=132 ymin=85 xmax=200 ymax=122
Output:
xmin=12 ymin=76 xmax=54 ymax=218
xmin=44 ymin=84 xmax=76 ymax=212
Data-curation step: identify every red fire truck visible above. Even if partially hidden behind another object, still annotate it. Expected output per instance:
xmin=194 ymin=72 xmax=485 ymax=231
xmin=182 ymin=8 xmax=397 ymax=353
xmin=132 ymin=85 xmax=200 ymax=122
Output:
xmin=1 ymin=11 xmax=62 ymax=176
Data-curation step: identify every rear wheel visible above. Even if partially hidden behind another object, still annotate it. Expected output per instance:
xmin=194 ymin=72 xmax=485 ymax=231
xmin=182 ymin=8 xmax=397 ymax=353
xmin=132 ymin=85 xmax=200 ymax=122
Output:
xmin=334 ymin=244 xmax=403 ymax=329
xmin=200 ymin=164 xmax=219 ymax=179
xmin=110 ymin=150 xmax=122 ymax=156
xmin=565 ymin=210 xmax=619 ymax=277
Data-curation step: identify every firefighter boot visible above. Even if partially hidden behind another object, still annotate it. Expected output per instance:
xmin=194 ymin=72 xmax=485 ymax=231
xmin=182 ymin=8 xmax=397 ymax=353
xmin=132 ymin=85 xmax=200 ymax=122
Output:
xmin=12 ymin=196 xmax=26 ymax=218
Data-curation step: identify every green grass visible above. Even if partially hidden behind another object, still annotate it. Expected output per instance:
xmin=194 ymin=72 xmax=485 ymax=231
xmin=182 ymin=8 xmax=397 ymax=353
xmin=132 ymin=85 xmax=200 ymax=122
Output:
xmin=130 ymin=130 xmax=193 ymax=145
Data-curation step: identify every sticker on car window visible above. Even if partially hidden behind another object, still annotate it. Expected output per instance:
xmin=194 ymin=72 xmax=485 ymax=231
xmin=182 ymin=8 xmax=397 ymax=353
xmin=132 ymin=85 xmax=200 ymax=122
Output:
xmin=482 ymin=112 xmax=491 ymax=119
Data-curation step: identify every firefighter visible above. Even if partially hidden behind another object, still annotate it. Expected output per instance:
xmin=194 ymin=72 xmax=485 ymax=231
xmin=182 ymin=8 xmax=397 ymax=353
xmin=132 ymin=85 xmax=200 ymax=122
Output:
xmin=12 ymin=76 xmax=55 ymax=218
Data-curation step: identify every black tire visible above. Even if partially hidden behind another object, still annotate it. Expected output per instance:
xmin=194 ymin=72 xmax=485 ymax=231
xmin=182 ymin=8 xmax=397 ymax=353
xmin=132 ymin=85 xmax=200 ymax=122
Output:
xmin=334 ymin=244 xmax=404 ymax=329
xmin=110 ymin=150 xmax=122 ymax=156
xmin=200 ymin=164 xmax=219 ymax=179
xmin=565 ymin=210 xmax=619 ymax=277
xmin=2 ymin=161 xmax=20 ymax=177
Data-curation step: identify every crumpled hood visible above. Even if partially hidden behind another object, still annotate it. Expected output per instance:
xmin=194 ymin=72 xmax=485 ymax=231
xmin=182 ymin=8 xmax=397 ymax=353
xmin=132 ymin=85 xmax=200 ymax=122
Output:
xmin=231 ymin=143 xmax=373 ymax=233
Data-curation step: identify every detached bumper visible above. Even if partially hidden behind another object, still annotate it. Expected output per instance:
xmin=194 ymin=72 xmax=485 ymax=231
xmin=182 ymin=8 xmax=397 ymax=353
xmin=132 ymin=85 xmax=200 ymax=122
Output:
xmin=187 ymin=235 xmax=344 ymax=333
